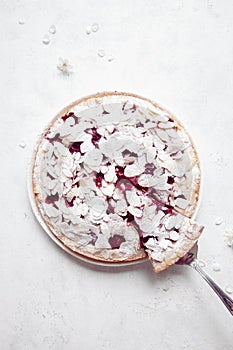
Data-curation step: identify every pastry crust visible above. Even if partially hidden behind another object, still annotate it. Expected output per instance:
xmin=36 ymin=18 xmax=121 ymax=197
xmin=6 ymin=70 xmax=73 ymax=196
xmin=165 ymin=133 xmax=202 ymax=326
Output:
xmin=30 ymin=91 xmax=202 ymax=269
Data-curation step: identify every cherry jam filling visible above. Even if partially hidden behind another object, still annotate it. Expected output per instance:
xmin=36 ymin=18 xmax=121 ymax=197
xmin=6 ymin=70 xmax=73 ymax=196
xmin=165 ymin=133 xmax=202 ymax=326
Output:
xmin=102 ymin=109 xmax=110 ymax=115
xmin=167 ymin=176 xmax=174 ymax=184
xmin=136 ymin=122 xmax=144 ymax=128
xmin=69 ymin=141 xmax=83 ymax=154
xmin=115 ymin=166 xmax=148 ymax=192
xmin=61 ymin=112 xmax=79 ymax=123
xmin=144 ymin=163 xmax=156 ymax=175
xmin=95 ymin=172 xmax=104 ymax=188
xmin=45 ymin=192 xmax=59 ymax=204
xmin=114 ymin=166 xmax=171 ymax=212
xmin=92 ymin=129 xmax=101 ymax=146
xmin=122 ymin=149 xmax=137 ymax=158
xmin=109 ymin=234 xmax=126 ymax=249
xmin=162 ymin=205 xmax=173 ymax=215
xmin=106 ymin=202 xmax=115 ymax=214
xmin=120 ymin=211 xmax=134 ymax=223
xmin=46 ymin=133 xmax=62 ymax=144
xmin=64 ymin=196 xmax=76 ymax=207
xmin=86 ymin=127 xmax=102 ymax=146
xmin=90 ymin=231 xmax=98 ymax=245
xmin=141 ymin=235 xmax=159 ymax=245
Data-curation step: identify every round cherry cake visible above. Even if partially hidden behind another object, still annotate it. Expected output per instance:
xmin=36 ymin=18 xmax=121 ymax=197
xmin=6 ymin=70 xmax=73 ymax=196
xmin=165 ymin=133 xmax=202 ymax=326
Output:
xmin=30 ymin=92 xmax=203 ymax=272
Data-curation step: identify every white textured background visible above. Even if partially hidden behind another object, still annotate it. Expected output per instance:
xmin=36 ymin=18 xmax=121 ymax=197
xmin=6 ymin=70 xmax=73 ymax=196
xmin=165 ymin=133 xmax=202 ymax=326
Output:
xmin=1 ymin=0 xmax=233 ymax=349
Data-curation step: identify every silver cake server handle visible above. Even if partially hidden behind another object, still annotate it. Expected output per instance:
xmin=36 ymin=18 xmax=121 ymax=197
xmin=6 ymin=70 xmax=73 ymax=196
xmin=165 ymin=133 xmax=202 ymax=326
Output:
xmin=177 ymin=243 xmax=233 ymax=316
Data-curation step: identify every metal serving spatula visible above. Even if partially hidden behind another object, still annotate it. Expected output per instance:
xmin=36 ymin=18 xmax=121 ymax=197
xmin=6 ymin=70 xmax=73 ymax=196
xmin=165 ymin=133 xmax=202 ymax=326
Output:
xmin=177 ymin=243 xmax=233 ymax=316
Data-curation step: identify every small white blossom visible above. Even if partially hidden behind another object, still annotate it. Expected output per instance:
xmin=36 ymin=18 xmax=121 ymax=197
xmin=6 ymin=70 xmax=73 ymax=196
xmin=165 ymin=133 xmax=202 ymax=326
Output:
xmin=57 ymin=57 xmax=73 ymax=75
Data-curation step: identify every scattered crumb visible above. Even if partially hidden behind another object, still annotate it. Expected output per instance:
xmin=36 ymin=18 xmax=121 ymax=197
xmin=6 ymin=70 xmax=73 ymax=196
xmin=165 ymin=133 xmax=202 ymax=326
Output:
xmin=91 ymin=23 xmax=99 ymax=33
xmin=225 ymin=285 xmax=233 ymax=295
xmin=162 ymin=283 xmax=169 ymax=292
xmin=212 ymin=262 xmax=221 ymax=272
xmin=207 ymin=0 xmax=214 ymax=9
xmin=49 ymin=25 xmax=56 ymax=34
xmin=19 ymin=141 xmax=26 ymax=149
xmin=97 ymin=49 xmax=105 ymax=58
xmin=18 ymin=19 xmax=25 ymax=25
xmin=197 ymin=259 xmax=206 ymax=268
xmin=42 ymin=35 xmax=50 ymax=45
xmin=107 ymin=55 xmax=115 ymax=62
xmin=214 ymin=216 xmax=223 ymax=225
xmin=85 ymin=26 xmax=91 ymax=35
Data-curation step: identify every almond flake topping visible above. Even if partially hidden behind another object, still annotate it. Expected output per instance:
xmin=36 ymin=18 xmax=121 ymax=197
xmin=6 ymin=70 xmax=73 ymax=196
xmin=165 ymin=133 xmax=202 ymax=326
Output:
xmin=32 ymin=94 xmax=201 ymax=267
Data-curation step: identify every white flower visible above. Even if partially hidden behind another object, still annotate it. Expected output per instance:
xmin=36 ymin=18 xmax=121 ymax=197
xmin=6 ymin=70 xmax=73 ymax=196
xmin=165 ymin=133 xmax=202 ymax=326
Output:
xmin=57 ymin=57 xmax=73 ymax=75
xmin=225 ymin=229 xmax=233 ymax=247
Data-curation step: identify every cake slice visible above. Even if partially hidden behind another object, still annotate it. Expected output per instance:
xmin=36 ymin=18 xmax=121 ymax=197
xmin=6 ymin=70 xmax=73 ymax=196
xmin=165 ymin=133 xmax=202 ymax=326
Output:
xmin=138 ymin=211 xmax=203 ymax=272
xmin=117 ymin=179 xmax=204 ymax=272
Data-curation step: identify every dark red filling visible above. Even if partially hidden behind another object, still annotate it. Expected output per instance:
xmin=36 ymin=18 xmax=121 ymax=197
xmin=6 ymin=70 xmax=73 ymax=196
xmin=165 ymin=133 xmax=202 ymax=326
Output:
xmin=85 ymin=127 xmax=102 ymax=146
xmin=141 ymin=235 xmax=159 ymax=245
xmin=120 ymin=211 xmax=135 ymax=223
xmin=91 ymin=128 xmax=101 ymax=146
xmin=95 ymin=172 xmax=104 ymax=188
xmin=144 ymin=163 xmax=156 ymax=175
xmin=46 ymin=133 xmax=62 ymax=144
xmin=167 ymin=176 xmax=174 ymax=184
xmin=122 ymin=150 xmax=138 ymax=159
xmin=45 ymin=192 xmax=59 ymax=204
xmin=64 ymin=197 xmax=76 ymax=207
xmin=61 ymin=112 xmax=79 ymax=123
xmin=109 ymin=234 xmax=126 ymax=249
xmin=90 ymin=231 xmax=98 ymax=245
xmin=115 ymin=166 xmax=149 ymax=193
xmin=69 ymin=142 xmax=83 ymax=154
xmin=163 ymin=205 xmax=173 ymax=215
xmin=125 ymin=212 xmax=134 ymax=222
xmin=102 ymin=109 xmax=110 ymax=115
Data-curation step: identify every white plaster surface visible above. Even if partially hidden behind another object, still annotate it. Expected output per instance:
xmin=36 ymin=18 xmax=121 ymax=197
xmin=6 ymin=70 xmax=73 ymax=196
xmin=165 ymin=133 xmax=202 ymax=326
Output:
xmin=0 ymin=1 xmax=233 ymax=349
